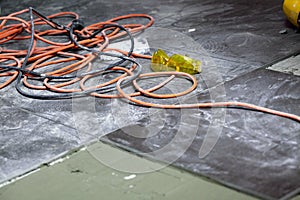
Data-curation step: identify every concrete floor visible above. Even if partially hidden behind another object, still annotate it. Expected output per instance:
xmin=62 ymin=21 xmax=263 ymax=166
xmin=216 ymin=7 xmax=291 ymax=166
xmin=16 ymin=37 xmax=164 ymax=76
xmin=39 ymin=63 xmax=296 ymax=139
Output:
xmin=0 ymin=142 xmax=258 ymax=200
xmin=1 ymin=0 xmax=300 ymax=199
xmin=0 ymin=140 xmax=299 ymax=200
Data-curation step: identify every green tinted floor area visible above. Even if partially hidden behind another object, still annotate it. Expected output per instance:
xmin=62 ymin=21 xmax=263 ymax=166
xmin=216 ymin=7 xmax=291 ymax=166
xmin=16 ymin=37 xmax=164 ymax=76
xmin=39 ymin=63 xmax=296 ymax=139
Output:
xmin=0 ymin=142 xmax=270 ymax=200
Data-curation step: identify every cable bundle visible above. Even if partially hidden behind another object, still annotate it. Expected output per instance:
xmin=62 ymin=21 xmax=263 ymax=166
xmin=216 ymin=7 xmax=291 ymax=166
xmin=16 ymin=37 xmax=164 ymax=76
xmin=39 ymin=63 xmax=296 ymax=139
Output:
xmin=0 ymin=7 xmax=155 ymax=99
xmin=0 ymin=7 xmax=299 ymax=122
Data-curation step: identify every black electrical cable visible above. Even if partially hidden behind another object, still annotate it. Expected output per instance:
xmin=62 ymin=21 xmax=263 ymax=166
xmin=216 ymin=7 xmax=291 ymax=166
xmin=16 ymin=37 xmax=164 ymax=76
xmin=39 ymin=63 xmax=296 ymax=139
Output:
xmin=0 ymin=65 xmax=75 ymax=79
xmin=15 ymin=7 xmax=36 ymax=96
xmin=31 ymin=8 xmax=71 ymax=30
xmin=69 ymin=22 xmax=135 ymax=71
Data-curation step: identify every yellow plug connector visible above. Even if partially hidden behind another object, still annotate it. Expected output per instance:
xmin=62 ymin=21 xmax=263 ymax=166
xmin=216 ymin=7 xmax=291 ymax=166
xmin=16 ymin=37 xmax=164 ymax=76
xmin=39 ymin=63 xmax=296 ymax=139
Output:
xmin=151 ymin=49 xmax=201 ymax=75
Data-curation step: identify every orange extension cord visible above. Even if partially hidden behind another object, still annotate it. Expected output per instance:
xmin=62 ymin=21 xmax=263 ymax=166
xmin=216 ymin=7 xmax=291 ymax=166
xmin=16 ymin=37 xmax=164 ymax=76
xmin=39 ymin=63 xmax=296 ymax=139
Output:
xmin=0 ymin=8 xmax=299 ymax=123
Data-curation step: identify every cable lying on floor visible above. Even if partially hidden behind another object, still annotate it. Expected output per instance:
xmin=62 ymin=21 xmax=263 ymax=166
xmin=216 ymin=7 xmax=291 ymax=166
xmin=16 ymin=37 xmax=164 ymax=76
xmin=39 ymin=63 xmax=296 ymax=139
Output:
xmin=0 ymin=7 xmax=299 ymax=123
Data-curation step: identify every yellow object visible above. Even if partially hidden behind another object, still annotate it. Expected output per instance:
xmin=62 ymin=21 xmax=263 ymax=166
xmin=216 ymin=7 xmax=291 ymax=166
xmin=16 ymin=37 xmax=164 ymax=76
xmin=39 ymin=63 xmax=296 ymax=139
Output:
xmin=151 ymin=49 xmax=201 ymax=75
xmin=283 ymin=0 xmax=300 ymax=27
xmin=151 ymin=49 xmax=169 ymax=65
